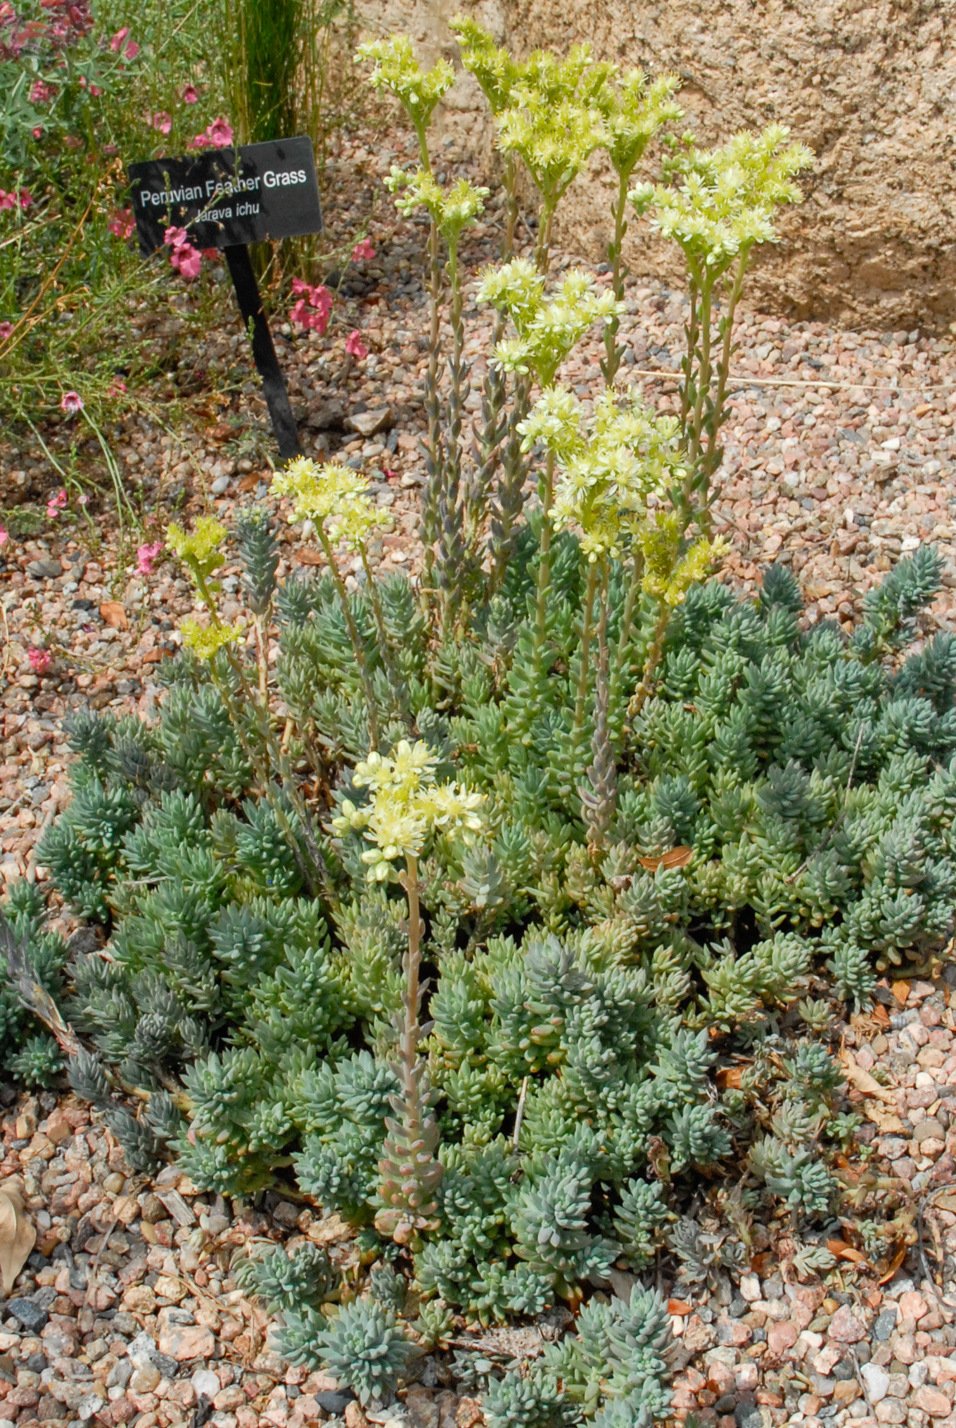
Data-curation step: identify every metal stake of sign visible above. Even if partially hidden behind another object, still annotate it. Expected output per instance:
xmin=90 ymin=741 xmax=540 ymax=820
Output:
xmin=223 ymin=245 xmax=301 ymax=460
xmin=128 ymin=136 xmax=322 ymax=464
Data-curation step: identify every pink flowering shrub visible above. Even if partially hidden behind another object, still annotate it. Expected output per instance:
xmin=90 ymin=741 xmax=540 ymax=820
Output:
xmin=135 ymin=540 xmax=162 ymax=574
xmin=344 ymin=329 xmax=368 ymax=360
xmin=289 ymin=278 xmax=333 ymax=335
xmin=0 ymin=0 xmax=237 ymax=445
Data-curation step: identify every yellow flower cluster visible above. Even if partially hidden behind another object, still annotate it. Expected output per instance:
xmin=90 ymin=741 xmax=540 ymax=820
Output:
xmin=449 ymin=15 xmax=520 ymax=115
xmin=632 ymin=124 xmax=813 ymax=273
xmin=332 ymin=739 xmax=484 ymax=882
xmin=519 ymin=386 xmax=688 ymax=560
xmin=478 ymin=261 xmax=622 ymax=387
xmin=272 ymin=458 xmax=391 ymax=551
xmin=166 ymin=516 xmax=227 ymax=582
xmin=385 ymin=169 xmax=489 ymax=247
xmin=179 ymin=616 xmax=244 ymax=660
xmin=356 ymin=36 xmax=454 ymax=131
xmin=598 ymin=69 xmax=682 ymax=181
xmin=640 ymin=512 xmax=728 ymax=606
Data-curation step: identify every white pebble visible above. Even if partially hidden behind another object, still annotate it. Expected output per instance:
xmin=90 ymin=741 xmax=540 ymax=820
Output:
xmin=861 ymin=1363 xmax=890 ymax=1403
xmin=191 ymin=1369 xmax=220 ymax=1398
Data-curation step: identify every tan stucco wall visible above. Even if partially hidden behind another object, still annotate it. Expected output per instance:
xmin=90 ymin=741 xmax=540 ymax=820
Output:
xmin=359 ymin=0 xmax=956 ymax=329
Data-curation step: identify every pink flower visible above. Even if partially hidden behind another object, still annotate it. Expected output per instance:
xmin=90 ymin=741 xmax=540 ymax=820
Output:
xmin=0 ymin=191 xmax=14 ymax=211
xmin=32 ymin=125 xmax=43 ymax=139
xmin=191 ymin=116 xmax=233 ymax=150
xmin=181 ymin=84 xmax=199 ymax=104
xmin=381 ymin=466 xmax=399 ymax=482
xmin=135 ymin=539 xmax=162 ymax=575
xmin=0 ymin=321 xmax=13 ymax=340
xmin=108 ymin=25 xmax=128 ymax=50
xmin=288 ymin=280 xmax=333 ymax=335
xmin=108 ymin=208 xmax=134 ymax=240
xmin=124 ymin=40 xmax=138 ymax=59
xmin=207 ymin=116 xmax=233 ymax=147
xmin=59 ymin=391 xmax=83 ymax=414
xmin=200 ymin=247 xmax=220 ymax=262
xmin=351 ymin=237 xmax=375 ymax=261
xmin=163 ymin=225 xmax=189 ymax=248
xmin=0 ymin=524 xmax=8 ymax=545
xmin=27 ymin=646 xmax=52 ymax=674
xmin=46 ymin=488 xmax=68 ymax=518
xmin=16 ymin=188 xmax=31 ymax=208
xmin=344 ymin=330 xmax=368 ymax=360
xmin=170 ymin=242 xmax=201 ymax=280
xmin=88 ymin=82 xmax=102 ymax=97
xmin=149 ymin=111 xmax=171 ymax=134
xmin=29 ymin=79 xmax=53 ymax=103
xmin=108 ymin=377 xmax=127 ymax=397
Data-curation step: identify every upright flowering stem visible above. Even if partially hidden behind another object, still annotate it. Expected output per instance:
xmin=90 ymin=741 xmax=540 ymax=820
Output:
xmin=582 ymin=557 xmax=616 ymax=853
xmin=534 ymin=199 xmax=556 ymax=274
xmin=701 ymin=251 xmax=750 ymax=506
xmin=377 ymin=850 xmax=443 ymax=1242
xmin=601 ymin=170 xmax=631 ymax=385
xmin=436 ymin=241 xmax=467 ymax=634
xmin=402 ymin=853 xmax=423 ymax=1049
xmin=358 ymin=542 xmax=408 ymax=719
xmin=572 ymin=559 xmax=599 ymax=750
xmin=316 ymin=527 xmax=381 ymax=749
xmin=628 ymin=602 xmax=672 ymax=719
xmin=421 ymin=212 xmax=445 ymax=593
xmin=531 ymin=448 xmax=557 ymax=663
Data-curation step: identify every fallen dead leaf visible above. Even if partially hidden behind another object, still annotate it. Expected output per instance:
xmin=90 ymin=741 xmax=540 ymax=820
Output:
xmin=0 ymin=1178 xmax=36 ymax=1295
xmin=840 ymin=1053 xmax=896 ymax=1104
xmin=667 ymin=1298 xmax=693 ymax=1316
xmin=717 ymin=1065 xmax=745 ymax=1090
xmin=637 ymin=846 xmax=693 ymax=872
xmin=890 ymin=980 xmax=910 ymax=1006
xmin=296 ymin=548 xmax=326 ymax=566
xmin=99 ymin=601 xmax=129 ymax=631
xmin=863 ymin=1103 xmax=906 ymax=1134
xmin=826 ymin=1238 xmax=868 ymax=1265
xmin=877 ymin=1241 xmax=909 ymax=1285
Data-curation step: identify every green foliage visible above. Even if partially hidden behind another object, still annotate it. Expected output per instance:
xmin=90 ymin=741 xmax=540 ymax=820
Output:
xmin=0 ymin=885 xmax=68 ymax=1086
xmin=280 ymin=1296 xmax=416 ymax=1405
xmin=0 ymin=0 xmax=230 ymax=475
xmin=12 ymin=22 xmax=954 ymax=1426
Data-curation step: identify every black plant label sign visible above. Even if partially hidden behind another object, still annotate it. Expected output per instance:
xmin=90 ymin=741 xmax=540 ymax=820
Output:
xmin=128 ymin=135 xmax=322 ymax=254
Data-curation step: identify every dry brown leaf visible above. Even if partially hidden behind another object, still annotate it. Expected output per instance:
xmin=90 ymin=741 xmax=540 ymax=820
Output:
xmin=667 ymin=1298 xmax=693 ymax=1316
xmin=862 ymin=1103 xmax=906 ymax=1133
xmin=930 ymin=1188 xmax=956 ymax=1214
xmin=826 ymin=1238 xmax=868 ymax=1265
xmin=890 ymin=979 xmax=910 ymax=1006
xmin=637 ymin=846 xmax=693 ymax=872
xmin=877 ymin=1241 xmax=909 ymax=1285
xmin=0 ymin=1178 xmax=36 ymax=1295
xmin=99 ymin=601 xmax=129 ymax=631
xmin=296 ymin=549 xmax=325 ymax=567
xmin=840 ymin=1053 xmax=896 ymax=1104
xmin=717 ymin=1065 xmax=745 ymax=1091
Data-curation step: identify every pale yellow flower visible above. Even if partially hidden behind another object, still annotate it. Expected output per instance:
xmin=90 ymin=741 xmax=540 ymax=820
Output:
xmin=179 ymin=617 xmax=244 ymax=660
xmin=272 ymin=459 xmax=391 ymax=550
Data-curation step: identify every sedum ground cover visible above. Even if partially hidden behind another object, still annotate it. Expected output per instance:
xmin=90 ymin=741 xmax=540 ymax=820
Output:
xmin=2 ymin=21 xmax=955 ymax=1425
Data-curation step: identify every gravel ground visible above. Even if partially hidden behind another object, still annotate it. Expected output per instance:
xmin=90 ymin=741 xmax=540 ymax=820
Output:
xmin=1 ymin=125 xmax=956 ymax=1426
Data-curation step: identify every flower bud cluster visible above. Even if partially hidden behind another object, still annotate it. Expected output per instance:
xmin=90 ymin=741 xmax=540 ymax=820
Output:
xmin=519 ymin=386 xmax=687 ymax=560
xmin=478 ymin=260 xmax=622 ymax=387
xmin=632 ymin=124 xmax=813 ymax=273
xmin=332 ymin=739 xmax=484 ymax=881
xmin=356 ymin=36 xmax=454 ymax=131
